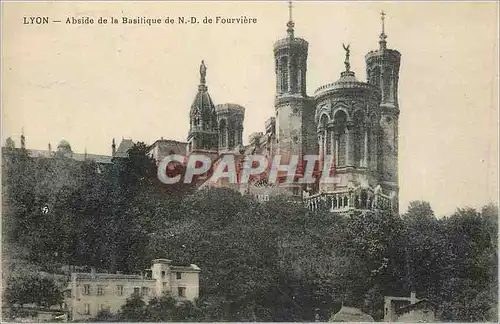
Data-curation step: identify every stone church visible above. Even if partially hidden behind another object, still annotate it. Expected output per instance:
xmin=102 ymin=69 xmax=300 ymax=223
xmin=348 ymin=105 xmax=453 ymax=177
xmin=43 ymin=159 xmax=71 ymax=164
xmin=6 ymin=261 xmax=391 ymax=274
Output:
xmin=192 ymin=9 xmax=401 ymax=215
xmin=3 ymin=8 xmax=401 ymax=215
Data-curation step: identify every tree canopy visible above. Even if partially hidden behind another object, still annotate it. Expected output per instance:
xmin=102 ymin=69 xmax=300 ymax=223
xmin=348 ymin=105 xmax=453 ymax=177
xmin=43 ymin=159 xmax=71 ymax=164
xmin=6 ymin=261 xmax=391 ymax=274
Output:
xmin=2 ymin=145 xmax=497 ymax=321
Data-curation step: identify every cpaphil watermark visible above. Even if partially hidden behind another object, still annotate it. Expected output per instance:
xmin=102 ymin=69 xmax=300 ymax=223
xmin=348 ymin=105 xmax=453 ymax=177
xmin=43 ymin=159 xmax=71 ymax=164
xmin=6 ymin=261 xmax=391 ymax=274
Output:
xmin=157 ymin=154 xmax=340 ymax=185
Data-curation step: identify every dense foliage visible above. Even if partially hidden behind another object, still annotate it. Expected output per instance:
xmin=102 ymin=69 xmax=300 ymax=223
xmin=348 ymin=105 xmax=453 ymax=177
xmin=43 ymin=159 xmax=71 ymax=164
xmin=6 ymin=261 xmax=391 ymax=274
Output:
xmin=2 ymin=145 xmax=498 ymax=321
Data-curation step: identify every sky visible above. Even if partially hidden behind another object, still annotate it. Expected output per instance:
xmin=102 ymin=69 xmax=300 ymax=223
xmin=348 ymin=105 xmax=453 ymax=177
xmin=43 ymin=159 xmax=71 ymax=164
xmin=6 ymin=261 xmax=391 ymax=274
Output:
xmin=2 ymin=1 xmax=498 ymax=216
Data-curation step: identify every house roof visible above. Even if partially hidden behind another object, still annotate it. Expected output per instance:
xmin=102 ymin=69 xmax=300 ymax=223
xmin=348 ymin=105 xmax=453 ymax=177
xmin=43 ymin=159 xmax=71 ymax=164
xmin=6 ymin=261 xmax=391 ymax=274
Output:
xmin=72 ymin=272 xmax=151 ymax=281
xmin=2 ymin=147 xmax=113 ymax=165
xmin=395 ymin=299 xmax=438 ymax=315
xmin=329 ymin=306 xmax=374 ymax=322
xmin=72 ymin=153 xmax=113 ymax=164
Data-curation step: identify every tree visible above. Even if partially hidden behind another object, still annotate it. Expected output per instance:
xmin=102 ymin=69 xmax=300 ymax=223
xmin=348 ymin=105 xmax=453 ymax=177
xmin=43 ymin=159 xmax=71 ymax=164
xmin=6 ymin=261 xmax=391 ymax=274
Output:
xmin=118 ymin=293 xmax=149 ymax=322
xmin=147 ymin=292 xmax=177 ymax=321
xmin=93 ymin=309 xmax=118 ymax=322
xmin=4 ymin=274 xmax=62 ymax=308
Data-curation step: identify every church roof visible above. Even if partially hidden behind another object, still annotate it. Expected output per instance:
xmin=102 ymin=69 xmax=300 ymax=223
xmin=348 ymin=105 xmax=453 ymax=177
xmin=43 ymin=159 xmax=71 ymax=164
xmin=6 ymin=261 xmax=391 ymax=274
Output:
xmin=114 ymin=139 xmax=134 ymax=158
xmin=215 ymin=103 xmax=245 ymax=113
xmin=57 ymin=140 xmax=71 ymax=149
xmin=190 ymin=84 xmax=216 ymax=118
xmin=314 ymin=71 xmax=377 ymax=99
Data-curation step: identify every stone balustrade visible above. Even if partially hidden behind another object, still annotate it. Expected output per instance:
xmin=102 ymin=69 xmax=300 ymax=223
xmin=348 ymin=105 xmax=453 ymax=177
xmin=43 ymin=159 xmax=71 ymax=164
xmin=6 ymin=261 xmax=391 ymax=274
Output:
xmin=304 ymin=189 xmax=393 ymax=213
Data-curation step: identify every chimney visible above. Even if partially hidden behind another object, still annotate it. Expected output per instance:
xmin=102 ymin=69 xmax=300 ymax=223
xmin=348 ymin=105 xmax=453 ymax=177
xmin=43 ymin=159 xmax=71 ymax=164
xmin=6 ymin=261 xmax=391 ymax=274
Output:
xmin=410 ymin=290 xmax=417 ymax=304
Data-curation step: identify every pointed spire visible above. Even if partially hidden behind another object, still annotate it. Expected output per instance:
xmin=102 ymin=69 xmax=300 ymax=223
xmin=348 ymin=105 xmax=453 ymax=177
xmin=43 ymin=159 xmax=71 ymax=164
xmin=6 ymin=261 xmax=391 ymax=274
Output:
xmin=20 ymin=128 xmax=26 ymax=149
xmin=5 ymin=137 xmax=15 ymax=149
xmin=286 ymin=1 xmax=294 ymax=38
xmin=379 ymin=10 xmax=388 ymax=50
xmin=112 ymin=138 xmax=116 ymax=155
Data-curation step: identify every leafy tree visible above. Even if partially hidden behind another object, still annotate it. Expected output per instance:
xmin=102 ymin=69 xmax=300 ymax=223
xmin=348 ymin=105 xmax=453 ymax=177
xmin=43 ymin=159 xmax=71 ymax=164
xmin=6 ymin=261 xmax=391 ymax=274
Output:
xmin=4 ymin=274 xmax=62 ymax=308
xmin=118 ymin=293 xmax=149 ymax=322
xmin=147 ymin=292 xmax=177 ymax=321
xmin=93 ymin=309 xmax=118 ymax=322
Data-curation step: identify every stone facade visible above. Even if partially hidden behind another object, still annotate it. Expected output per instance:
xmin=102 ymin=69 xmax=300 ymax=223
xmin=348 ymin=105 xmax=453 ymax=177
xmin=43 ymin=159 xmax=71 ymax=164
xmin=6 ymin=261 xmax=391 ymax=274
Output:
xmin=65 ymin=259 xmax=200 ymax=321
xmin=3 ymin=12 xmax=402 ymax=216
xmin=199 ymin=12 xmax=401 ymax=215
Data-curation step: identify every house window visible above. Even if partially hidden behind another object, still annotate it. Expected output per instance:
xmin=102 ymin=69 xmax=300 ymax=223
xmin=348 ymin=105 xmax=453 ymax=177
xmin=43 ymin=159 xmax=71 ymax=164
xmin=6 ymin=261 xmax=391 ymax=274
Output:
xmin=84 ymin=303 xmax=90 ymax=315
xmin=162 ymin=282 xmax=168 ymax=289
xmin=133 ymin=287 xmax=140 ymax=295
xmin=97 ymin=285 xmax=104 ymax=296
xmin=83 ymin=284 xmax=91 ymax=295
xmin=161 ymin=270 xmax=166 ymax=279
xmin=141 ymin=287 xmax=150 ymax=297
xmin=178 ymin=287 xmax=186 ymax=298
xmin=116 ymin=285 xmax=123 ymax=296
xmin=176 ymin=272 xmax=182 ymax=280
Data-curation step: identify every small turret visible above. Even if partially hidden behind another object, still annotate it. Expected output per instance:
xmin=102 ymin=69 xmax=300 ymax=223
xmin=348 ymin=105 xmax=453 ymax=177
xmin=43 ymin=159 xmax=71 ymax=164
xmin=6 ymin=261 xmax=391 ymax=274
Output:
xmin=187 ymin=60 xmax=218 ymax=155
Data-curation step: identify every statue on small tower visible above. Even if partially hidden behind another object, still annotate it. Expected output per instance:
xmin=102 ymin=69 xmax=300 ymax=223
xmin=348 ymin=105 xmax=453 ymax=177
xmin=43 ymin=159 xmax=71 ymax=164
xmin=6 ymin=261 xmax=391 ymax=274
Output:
xmin=199 ymin=60 xmax=207 ymax=84
xmin=342 ymin=43 xmax=351 ymax=72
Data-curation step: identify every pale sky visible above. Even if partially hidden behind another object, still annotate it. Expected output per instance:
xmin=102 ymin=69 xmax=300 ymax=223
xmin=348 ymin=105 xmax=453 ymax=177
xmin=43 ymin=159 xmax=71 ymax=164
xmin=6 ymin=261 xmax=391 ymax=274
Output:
xmin=2 ymin=1 xmax=498 ymax=216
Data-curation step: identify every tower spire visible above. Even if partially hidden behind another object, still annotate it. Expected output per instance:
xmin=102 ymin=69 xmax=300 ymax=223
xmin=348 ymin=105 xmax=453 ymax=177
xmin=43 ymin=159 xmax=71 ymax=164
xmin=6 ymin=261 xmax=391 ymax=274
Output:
xmin=20 ymin=127 xmax=26 ymax=150
xmin=286 ymin=1 xmax=294 ymax=38
xmin=379 ymin=10 xmax=387 ymax=50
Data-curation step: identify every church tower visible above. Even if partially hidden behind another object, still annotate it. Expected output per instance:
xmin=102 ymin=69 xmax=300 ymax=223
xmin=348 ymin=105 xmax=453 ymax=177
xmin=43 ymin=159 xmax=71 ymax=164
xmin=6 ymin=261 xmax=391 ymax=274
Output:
xmin=365 ymin=12 xmax=401 ymax=207
xmin=216 ymin=103 xmax=245 ymax=153
xmin=187 ymin=60 xmax=219 ymax=156
xmin=273 ymin=2 xmax=317 ymax=195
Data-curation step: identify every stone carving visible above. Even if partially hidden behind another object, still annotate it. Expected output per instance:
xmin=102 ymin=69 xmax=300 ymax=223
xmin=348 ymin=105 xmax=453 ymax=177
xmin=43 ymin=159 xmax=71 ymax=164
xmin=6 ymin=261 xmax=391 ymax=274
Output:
xmin=200 ymin=60 xmax=207 ymax=84
xmin=342 ymin=43 xmax=350 ymax=72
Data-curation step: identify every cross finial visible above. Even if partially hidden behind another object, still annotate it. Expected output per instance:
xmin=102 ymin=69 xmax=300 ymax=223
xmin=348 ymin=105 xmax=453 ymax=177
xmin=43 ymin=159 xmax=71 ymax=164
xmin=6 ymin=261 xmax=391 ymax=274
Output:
xmin=379 ymin=10 xmax=388 ymax=49
xmin=286 ymin=0 xmax=295 ymax=38
xmin=381 ymin=11 xmax=386 ymax=34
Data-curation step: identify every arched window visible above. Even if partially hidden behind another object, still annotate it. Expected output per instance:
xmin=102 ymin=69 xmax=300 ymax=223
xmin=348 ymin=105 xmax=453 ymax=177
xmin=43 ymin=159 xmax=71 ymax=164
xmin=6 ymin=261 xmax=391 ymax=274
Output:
xmin=318 ymin=114 xmax=329 ymax=157
xmin=370 ymin=114 xmax=379 ymax=171
xmin=333 ymin=110 xmax=347 ymax=167
xmin=369 ymin=66 xmax=381 ymax=87
xmin=353 ymin=110 xmax=365 ymax=167
xmin=297 ymin=67 xmax=302 ymax=92
xmin=228 ymin=129 xmax=235 ymax=149
xmin=219 ymin=119 xmax=227 ymax=148
xmin=383 ymin=68 xmax=391 ymax=101
xmin=280 ymin=56 xmax=289 ymax=93
xmin=360 ymin=190 xmax=368 ymax=209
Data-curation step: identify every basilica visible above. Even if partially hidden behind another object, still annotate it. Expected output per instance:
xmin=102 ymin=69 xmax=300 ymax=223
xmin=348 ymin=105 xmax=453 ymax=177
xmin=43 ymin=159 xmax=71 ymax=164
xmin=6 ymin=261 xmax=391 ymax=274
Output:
xmin=3 ymin=8 xmax=401 ymax=215
xmin=187 ymin=9 xmax=401 ymax=215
